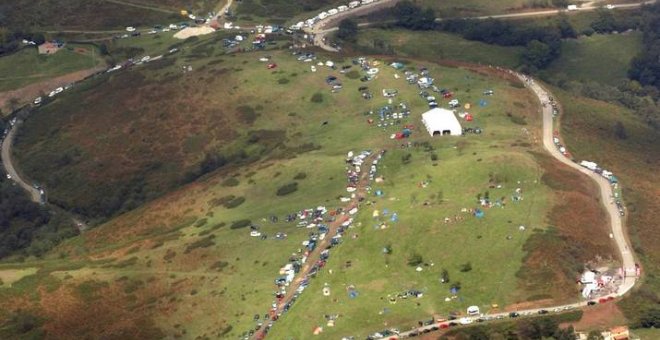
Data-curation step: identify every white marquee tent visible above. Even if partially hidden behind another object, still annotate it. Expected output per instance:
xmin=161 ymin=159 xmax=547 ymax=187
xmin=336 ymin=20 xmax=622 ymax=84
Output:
xmin=421 ymin=108 xmax=462 ymax=136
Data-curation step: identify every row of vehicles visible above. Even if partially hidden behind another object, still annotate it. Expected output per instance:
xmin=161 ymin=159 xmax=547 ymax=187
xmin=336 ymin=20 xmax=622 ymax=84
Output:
xmin=291 ymin=0 xmax=382 ymax=30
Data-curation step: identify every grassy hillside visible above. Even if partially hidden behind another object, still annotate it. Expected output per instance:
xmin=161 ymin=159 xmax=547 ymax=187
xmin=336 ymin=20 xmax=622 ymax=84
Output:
xmin=0 ymin=45 xmax=104 ymax=92
xmin=544 ymin=32 xmax=643 ymax=86
xmin=554 ymin=87 xmax=660 ymax=330
xmin=0 ymin=0 xmax=216 ymax=31
xmin=1 ymin=45 xmax=618 ymax=338
xmin=355 ymin=28 xmax=523 ymax=69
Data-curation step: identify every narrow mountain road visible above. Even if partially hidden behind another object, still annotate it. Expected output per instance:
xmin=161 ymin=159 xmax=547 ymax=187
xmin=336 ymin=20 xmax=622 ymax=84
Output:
xmin=1 ymin=121 xmax=41 ymax=202
xmin=524 ymin=76 xmax=636 ymax=293
xmin=2 ymin=118 xmax=88 ymax=232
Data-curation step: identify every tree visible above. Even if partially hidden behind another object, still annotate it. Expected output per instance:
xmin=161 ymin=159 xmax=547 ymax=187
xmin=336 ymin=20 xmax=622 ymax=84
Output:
xmin=587 ymin=330 xmax=604 ymax=340
xmin=407 ymin=252 xmax=423 ymax=266
xmin=392 ymin=1 xmax=436 ymax=30
xmin=336 ymin=18 xmax=358 ymax=42
xmin=440 ymin=269 xmax=450 ymax=283
xmin=521 ymin=40 xmax=553 ymax=70
xmin=614 ymin=121 xmax=628 ymax=139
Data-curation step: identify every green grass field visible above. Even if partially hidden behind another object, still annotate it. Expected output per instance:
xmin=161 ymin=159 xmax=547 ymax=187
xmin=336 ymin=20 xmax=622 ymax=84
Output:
xmin=545 ymin=32 xmax=643 ymax=86
xmin=0 ymin=45 xmax=104 ymax=92
xmin=355 ymin=29 xmax=523 ymax=69
xmin=2 ymin=36 xmax=582 ymax=338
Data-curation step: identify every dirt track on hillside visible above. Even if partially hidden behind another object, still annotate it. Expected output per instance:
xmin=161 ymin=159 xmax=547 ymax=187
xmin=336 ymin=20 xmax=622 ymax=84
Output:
xmin=0 ymin=66 xmax=105 ymax=114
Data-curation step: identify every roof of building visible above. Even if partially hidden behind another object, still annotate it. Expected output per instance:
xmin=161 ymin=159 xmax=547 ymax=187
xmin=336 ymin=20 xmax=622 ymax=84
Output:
xmin=421 ymin=108 xmax=462 ymax=134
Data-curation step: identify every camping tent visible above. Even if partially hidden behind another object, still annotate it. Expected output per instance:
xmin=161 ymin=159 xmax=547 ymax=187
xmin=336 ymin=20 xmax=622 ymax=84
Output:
xmin=421 ymin=108 xmax=463 ymax=136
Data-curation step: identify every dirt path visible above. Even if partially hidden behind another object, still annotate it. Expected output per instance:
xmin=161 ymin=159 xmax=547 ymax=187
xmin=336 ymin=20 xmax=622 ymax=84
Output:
xmin=254 ymin=151 xmax=379 ymax=339
xmin=0 ymin=66 xmax=106 ymax=114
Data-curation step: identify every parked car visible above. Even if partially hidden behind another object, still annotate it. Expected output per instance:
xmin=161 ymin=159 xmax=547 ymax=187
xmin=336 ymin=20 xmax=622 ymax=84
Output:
xmin=267 ymin=63 xmax=277 ymax=69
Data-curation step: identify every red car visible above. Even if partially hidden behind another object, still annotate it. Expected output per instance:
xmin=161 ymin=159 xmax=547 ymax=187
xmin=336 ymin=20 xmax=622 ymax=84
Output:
xmin=267 ymin=63 xmax=277 ymax=69
xmin=599 ymin=298 xmax=608 ymax=304
xmin=439 ymin=323 xmax=449 ymax=329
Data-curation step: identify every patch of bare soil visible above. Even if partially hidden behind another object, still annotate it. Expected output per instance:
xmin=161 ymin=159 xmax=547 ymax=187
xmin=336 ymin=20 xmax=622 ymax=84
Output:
xmin=561 ymin=302 xmax=627 ymax=331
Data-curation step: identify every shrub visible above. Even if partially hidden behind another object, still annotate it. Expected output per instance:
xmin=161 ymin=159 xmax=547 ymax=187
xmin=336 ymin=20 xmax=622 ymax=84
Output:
xmin=223 ymin=196 xmax=245 ymax=209
xmin=345 ymin=70 xmax=360 ymax=79
xmin=460 ymin=262 xmax=473 ymax=272
xmin=310 ymin=92 xmax=324 ymax=103
xmin=402 ymin=153 xmax=412 ymax=164
xmin=277 ymin=78 xmax=290 ymax=84
xmin=407 ymin=252 xmax=423 ymax=266
xmin=276 ymin=182 xmax=298 ymax=196
xmin=293 ymin=172 xmax=307 ymax=180
xmin=222 ymin=177 xmax=240 ymax=187
xmin=440 ymin=269 xmax=450 ymax=283
xmin=230 ymin=219 xmax=252 ymax=229
xmin=184 ymin=235 xmax=216 ymax=253
xmin=194 ymin=218 xmax=208 ymax=228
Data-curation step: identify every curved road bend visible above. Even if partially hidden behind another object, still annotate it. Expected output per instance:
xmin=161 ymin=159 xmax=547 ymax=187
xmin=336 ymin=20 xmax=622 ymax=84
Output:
xmin=2 ymin=120 xmax=88 ymax=231
xmin=254 ymin=151 xmax=380 ymax=339
xmin=1 ymin=121 xmax=41 ymax=202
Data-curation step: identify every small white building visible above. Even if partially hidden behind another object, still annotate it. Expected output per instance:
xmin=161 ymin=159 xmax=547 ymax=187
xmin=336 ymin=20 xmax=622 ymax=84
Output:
xmin=421 ymin=108 xmax=463 ymax=136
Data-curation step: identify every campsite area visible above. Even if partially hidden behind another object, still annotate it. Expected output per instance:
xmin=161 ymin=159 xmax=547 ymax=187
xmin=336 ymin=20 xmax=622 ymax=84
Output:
xmin=1 ymin=31 xmax=618 ymax=339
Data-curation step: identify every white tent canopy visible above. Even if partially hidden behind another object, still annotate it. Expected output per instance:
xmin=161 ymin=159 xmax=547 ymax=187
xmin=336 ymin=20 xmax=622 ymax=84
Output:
xmin=421 ymin=108 xmax=462 ymax=136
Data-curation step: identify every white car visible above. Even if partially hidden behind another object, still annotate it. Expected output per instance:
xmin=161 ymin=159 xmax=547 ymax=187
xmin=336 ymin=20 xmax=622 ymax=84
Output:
xmin=169 ymin=24 xmax=178 ymax=30
xmin=126 ymin=26 xmax=136 ymax=32
xmin=54 ymin=87 xmax=64 ymax=94
xmin=606 ymin=4 xmax=614 ymax=9
xmin=250 ymin=230 xmax=262 ymax=237
xmin=33 ymin=97 xmax=42 ymax=105
xmin=48 ymin=90 xmax=57 ymax=97
xmin=311 ymin=65 xmax=316 ymax=72
xmin=6 ymin=174 xmax=11 ymax=179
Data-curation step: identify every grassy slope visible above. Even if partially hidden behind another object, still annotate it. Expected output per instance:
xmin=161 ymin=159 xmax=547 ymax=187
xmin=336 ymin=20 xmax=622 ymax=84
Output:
xmin=356 ymin=29 xmax=522 ymax=69
xmin=545 ymin=32 xmax=643 ymax=86
xmin=554 ymin=87 xmax=660 ymax=328
xmin=0 ymin=45 xmax=103 ymax=92
xmin=1 ymin=49 xmax=592 ymax=339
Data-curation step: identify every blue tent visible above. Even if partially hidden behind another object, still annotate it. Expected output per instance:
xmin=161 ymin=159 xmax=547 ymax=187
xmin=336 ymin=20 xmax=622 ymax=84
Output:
xmin=391 ymin=213 xmax=399 ymax=222
xmin=474 ymin=209 xmax=484 ymax=218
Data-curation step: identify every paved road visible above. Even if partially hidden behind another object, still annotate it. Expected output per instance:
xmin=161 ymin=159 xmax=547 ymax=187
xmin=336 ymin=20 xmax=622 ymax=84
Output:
xmin=253 ymin=151 xmax=379 ymax=339
xmin=1 ymin=121 xmax=42 ymax=202
xmin=525 ymin=76 xmax=636 ymax=294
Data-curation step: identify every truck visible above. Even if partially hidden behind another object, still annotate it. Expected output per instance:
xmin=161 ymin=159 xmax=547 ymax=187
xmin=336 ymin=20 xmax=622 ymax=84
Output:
xmin=327 ymin=8 xmax=338 ymax=16
xmin=567 ymin=5 xmax=578 ymax=11
xmin=338 ymin=5 xmax=348 ymax=12
xmin=349 ymin=1 xmax=360 ymax=8
xmin=579 ymin=160 xmax=598 ymax=171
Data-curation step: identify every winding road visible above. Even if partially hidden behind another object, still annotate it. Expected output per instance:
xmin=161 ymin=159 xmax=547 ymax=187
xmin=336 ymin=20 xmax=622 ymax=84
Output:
xmin=1 ymin=120 xmax=42 ymax=202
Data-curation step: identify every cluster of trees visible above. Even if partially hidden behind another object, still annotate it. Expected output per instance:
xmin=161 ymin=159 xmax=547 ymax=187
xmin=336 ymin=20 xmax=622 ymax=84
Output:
xmin=629 ymin=3 xmax=660 ymax=88
xmin=0 ymin=177 xmax=76 ymax=259
xmin=438 ymin=16 xmax=578 ymax=71
xmin=391 ymin=1 xmax=436 ymax=30
xmin=337 ymin=19 xmax=358 ymax=42
xmin=0 ymin=27 xmax=45 ymax=56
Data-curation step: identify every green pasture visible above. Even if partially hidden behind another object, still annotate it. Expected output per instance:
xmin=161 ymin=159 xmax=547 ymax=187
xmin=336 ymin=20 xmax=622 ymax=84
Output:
xmin=0 ymin=45 xmax=104 ymax=92
xmin=545 ymin=32 xmax=642 ymax=86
